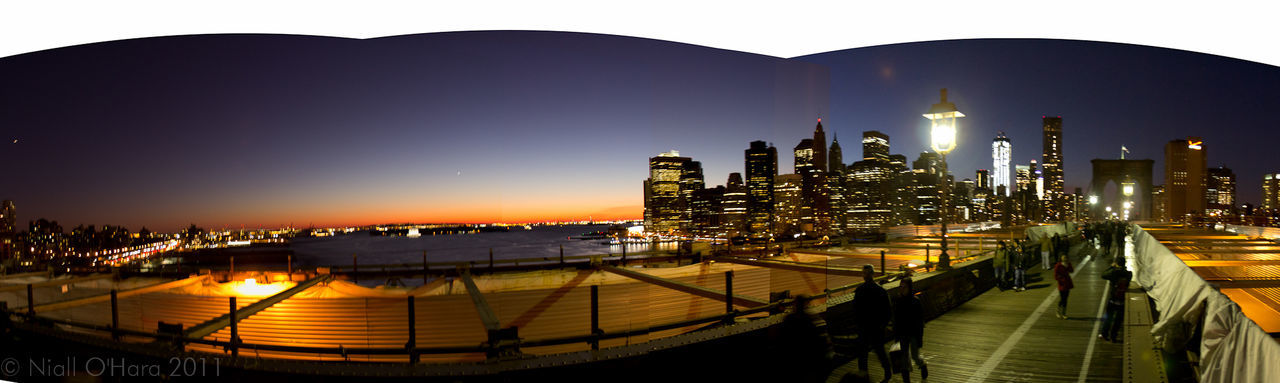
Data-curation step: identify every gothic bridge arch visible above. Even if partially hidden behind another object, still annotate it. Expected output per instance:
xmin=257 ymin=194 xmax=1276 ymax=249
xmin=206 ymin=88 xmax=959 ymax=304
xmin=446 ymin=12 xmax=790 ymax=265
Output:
xmin=1089 ymin=159 xmax=1154 ymax=220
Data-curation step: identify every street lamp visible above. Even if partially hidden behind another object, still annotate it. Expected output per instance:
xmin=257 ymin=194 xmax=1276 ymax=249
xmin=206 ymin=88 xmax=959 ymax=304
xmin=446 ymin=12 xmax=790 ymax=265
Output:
xmin=924 ymin=88 xmax=964 ymax=269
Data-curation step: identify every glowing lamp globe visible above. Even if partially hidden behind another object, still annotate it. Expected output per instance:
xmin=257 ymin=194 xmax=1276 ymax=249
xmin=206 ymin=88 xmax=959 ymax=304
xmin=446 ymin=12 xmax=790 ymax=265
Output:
xmin=923 ymin=88 xmax=964 ymax=155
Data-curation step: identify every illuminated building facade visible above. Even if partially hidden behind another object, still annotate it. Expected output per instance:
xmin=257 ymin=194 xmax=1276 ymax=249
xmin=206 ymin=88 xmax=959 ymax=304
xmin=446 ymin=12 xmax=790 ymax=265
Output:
xmin=793 ymin=120 xmax=831 ymax=235
xmin=0 ymin=200 xmax=14 ymax=259
xmin=1205 ymin=166 xmax=1236 ymax=218
xmin=773 ymin=174 xmax=803 ymax=237
xmin=992 ymin=132 xmax=1012 ymax=196
xmin=913 ymin=152 xmax=943 ymax=224
xmin=644 ymin=150 xmax=701 ymax=234
xmin=1152 ymin=185 xmax=1168 ymax=221
xmin=745 ymin=141 xmax=777 ymax=238
xmin=889 ymin=154 xmax=916 ymax=226
xmin=690 ymin=186 xmax=724 ymax=237
xmin=1041 ymin=117 xmax=1064 ymax=219
xmin=847 ymin=159 xmax=895 ymax=231
xmin=1265 ymin=174 xmax=1280 ymax=213
xmin=845 ymin=131 xmax=907 ymax=232
xmin=1165 ymin=137 xmax=1206 ymax=221
xmin=721 ymin=173 xmax=748 ymax=238
xmin=828 ymin=135 xmax=846 ymax=235
xmin=976 ymin=169 xmax=990 ymax=190
xmin=862 ymin=130 xmax=890 ymax=162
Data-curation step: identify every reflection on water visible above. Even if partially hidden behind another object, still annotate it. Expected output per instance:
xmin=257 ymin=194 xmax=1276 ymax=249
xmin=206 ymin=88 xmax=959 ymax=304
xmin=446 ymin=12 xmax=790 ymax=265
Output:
xmin=289 ymin=224 xmax=676 ymax=266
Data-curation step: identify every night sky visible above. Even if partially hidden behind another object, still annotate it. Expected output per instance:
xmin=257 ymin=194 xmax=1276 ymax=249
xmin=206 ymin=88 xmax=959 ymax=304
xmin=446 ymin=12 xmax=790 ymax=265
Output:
xmin=0 ymin=32 xmax=827 ymax=231
xmin=2 ymin=34 xmax=1277 ymax=232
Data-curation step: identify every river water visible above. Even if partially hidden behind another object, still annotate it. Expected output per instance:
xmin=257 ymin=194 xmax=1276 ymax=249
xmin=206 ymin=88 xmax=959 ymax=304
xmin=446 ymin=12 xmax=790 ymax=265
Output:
xmin=288 ymin=224 xmax=675 ymax=267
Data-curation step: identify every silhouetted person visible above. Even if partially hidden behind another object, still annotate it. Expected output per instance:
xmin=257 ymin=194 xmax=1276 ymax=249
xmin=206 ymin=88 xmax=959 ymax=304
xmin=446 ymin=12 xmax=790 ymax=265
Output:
xmin=853 ymin=264 xmax=892 ymax=383
xmin=994 ymin=241 xmax=1008 ymax=290
xmin=1054 ymin=254 xmax=1075 ymax=319
xmin=894 ymin=277 xmax=927 ymax=382
xmin=1040 ymin=234 xmax=1054 ymax=270
xmin=1100 ymin=258 xmax=1133 ymax=342
xmin=1011 ymin=239 xmax=1026 ymax=291
xmin=775 ymin=294 xmax=833 ymax=382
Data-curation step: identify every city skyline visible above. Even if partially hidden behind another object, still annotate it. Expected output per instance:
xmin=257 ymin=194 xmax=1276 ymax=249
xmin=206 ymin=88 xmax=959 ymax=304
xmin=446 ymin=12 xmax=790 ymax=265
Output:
xmin=3 ymin=34 xmax=1280 ymax=232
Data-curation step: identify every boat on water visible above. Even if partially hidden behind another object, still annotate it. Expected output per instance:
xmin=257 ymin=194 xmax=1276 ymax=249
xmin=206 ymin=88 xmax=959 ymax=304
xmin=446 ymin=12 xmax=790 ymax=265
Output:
xmin=569 ymin=231 xmax=610 ymax=240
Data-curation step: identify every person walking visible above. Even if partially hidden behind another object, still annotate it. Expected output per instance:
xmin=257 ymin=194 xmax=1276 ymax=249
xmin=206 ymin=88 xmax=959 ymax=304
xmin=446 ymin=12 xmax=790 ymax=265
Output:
xmin=1100 ymin=258 xmax=1133 ymax=342
xmin=1011 ymin=239 xmax=1026 ymax=291
xmin=1112 ymin=225 xmax=1127 ymax=258
xmin=1054 ymin=254 xmax=1075 ymax=319
xmin=1040 ymin=234 xmax=1054 ymax=270
xmin=853 ymin=264 xmax=893 ymax=383
xmin=993 ymin=241 xmax=1008 ymax=290
xmin=894 ymin=277 xmax=927 ymax=382
xmin=775 ymin=294 xmax=833 ymax=382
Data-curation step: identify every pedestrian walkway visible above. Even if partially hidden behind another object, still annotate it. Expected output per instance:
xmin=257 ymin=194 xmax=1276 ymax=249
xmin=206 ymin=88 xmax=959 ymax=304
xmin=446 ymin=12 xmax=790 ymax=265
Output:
xmin=829 ymin=237 xmax=1127 ymax=382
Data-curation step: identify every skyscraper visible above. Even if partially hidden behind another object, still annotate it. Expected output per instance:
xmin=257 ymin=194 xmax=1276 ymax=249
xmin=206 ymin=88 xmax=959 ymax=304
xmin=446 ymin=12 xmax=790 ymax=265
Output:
xmin=793 ymin=120 xmax=830 ymax=235
xmin=773 ymin=174 xmax=804 ymax=236
xmin=829 ymin=134 xmax=845 ymax=176
xmin=0 ymin=200 xmax=14 ymax=259
xmin=1041 ymin=117 xmax=1064 ymax=219
xmin=976 ymin=169 xmax=990 ymax=190
xmin=0 ymin=200 xmax=14 ymax=234
xmin=1263 ymin=174 xmax=1280 ymax=213
xmin=721 ymin=173 xmax=748 ymax=238
xmin=745 ymin=141 xmax=777 ymax=237
xmin=992 ymin=132 xmax=1012 ymax=196
xmin=1205 ymin=166 xmax=1235 ymax=218
xmin=1165 ymin=137 xmax=1206 ymax=221
xmin=828 ymin=136 xmax=846 ymax=235
xmin=862 ymin=131 xmax=890 ymax=162
xmin=644 ymin=151 xmax=699 ymax=234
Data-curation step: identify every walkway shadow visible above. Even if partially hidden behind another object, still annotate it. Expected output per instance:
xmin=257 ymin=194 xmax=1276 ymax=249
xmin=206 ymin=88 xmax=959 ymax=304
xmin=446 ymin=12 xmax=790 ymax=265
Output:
xmin=1065 ymin=316 xmax=1099 ymax=322
xmin=1024 ymin=283 xmax=1052 ymax=290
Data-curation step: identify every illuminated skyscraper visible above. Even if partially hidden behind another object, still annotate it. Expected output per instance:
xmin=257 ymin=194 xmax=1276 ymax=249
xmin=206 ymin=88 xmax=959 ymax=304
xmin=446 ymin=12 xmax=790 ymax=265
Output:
xmin=862 ymin=131 xmax=890 ymax=162
xmin=0 ymin=200 xmax=14 ymax=234
xmin=1152 ymin=185 xmax=1168 ymax=221
xmin=745 ymin=141 xmax=777 ymax=237
xmin=992 ymin=132 xmax=1012 ymax=196
xmin=793 ymin=120 xmax=831 ymax=235
xmin=644 ymin=151 xmax=700 ymax=234
xmin=1165 ymin=137 xmax=1206 ymax=221
xmin=0 ymin=200 xmax=14 ymax=259
xmin=1205 ymin=166 xmax=1235 ymax=218
xmin=828 ymin=135 xmax=846 ymax=235
xmin=975 ymin=169 xmax=990 ymax=190
xmin=721 ymin=173 xmax=748 ymax=238
xmin=1041 ymin=117 xmax=1064 ymax=219
xmin=773 ymin=174 xmax=804 ymax=236
xmin=1263 ymin=174 xmax=1280 ymax=213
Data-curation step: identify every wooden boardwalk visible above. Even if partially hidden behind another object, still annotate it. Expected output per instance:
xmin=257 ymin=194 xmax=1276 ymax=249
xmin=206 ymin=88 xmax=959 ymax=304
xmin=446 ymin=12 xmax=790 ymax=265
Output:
xmin=831 ymin=239 xmax=1126 ymax=382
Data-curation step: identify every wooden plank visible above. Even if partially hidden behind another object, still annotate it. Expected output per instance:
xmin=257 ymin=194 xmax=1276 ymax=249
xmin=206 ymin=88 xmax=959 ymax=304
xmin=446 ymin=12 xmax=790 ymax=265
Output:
xmin=598 ymin=265 xmax=767 ymax=308
xmin=183 ymin=275 xmax=331 ymax=338
xmin=460 ymin=271 xmax=501 ymax=331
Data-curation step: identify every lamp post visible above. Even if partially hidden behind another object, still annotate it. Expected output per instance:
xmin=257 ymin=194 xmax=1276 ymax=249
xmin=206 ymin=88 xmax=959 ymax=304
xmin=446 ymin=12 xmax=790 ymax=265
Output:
xmin=924 ymin=88 xmax=964 ymax=269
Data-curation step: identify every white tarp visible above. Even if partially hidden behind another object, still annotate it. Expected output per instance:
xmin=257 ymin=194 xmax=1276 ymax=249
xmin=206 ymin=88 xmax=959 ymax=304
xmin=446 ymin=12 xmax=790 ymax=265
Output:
xmin=1131 ymin=224 xmax=1280 ymax=383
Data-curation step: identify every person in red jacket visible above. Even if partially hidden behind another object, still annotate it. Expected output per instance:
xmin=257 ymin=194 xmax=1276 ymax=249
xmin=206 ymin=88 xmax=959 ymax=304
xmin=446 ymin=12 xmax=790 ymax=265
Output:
xmin=1054 ymin=254 xmax=1075 ymax=319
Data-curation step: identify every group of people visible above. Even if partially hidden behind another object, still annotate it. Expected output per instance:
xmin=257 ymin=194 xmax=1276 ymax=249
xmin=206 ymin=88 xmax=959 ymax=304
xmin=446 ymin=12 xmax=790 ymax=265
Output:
xmin=851 ymin=264 xmax=927 ymax=383
xmin=1083 ymin=221 xmax=1131 ymax=258
xmin=991 ymin=233 xmax=1070 ymax=292
xmin=775 ymin=264 xmax=927 ymax=383
xmin=777 ymin=222 xmax=1137 ymax=381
